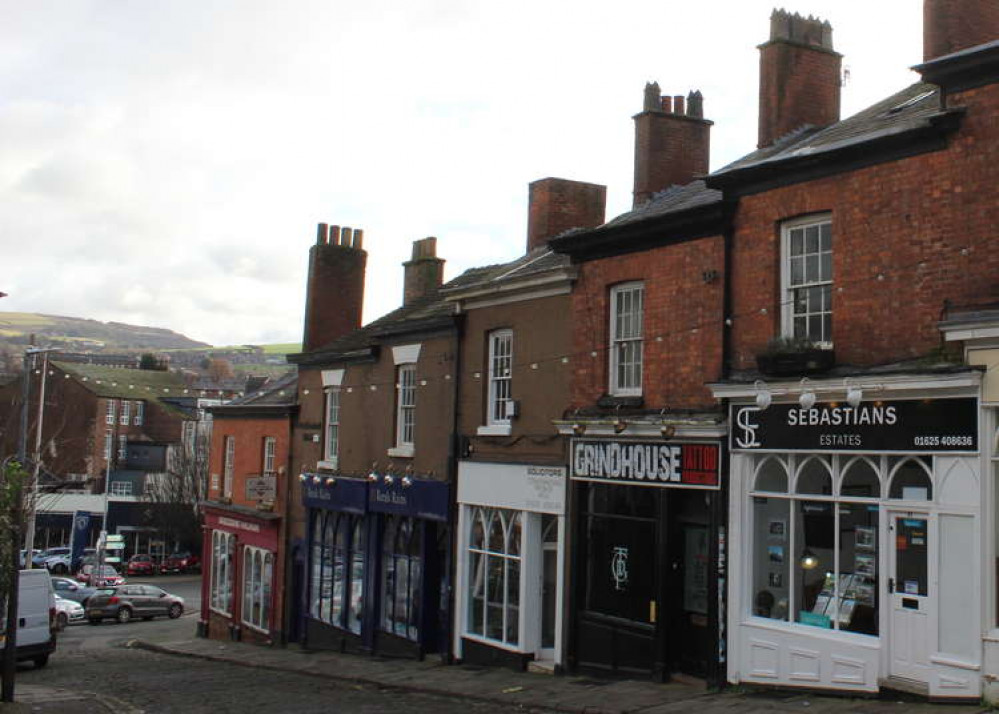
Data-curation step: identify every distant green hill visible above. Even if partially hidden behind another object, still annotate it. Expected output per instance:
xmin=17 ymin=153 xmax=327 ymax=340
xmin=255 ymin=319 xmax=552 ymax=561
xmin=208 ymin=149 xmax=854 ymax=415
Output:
xmin=0 ymin=312 xmax=210 ymax=352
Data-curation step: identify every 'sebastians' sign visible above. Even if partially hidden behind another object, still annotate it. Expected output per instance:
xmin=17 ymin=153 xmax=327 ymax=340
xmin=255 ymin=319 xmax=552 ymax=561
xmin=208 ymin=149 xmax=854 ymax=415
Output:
xmin=570 ymin=439 xmax=720 ymax=489
xmin=730 ymin=397 xmax=977 ymax=452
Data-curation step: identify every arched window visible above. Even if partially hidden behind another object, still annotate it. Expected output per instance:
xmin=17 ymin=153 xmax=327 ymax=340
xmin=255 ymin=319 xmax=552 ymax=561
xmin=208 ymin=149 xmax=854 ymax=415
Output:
xmin=210 ymin=530 xmax=235 ymax=615
xmin=795 ymin=456 xmax=832 ymax=495
xmin=242 ymin=546 xmax=272 ymax=632
xmin=466 ymin=507 xmax=522 ymax=646
xmin=840 ymin=457 xmax=881 ymax=498
xmin=754 ymin=456 xmax=789 ymax=493
xmin=889 ymin=458 xmax=933 ymax=501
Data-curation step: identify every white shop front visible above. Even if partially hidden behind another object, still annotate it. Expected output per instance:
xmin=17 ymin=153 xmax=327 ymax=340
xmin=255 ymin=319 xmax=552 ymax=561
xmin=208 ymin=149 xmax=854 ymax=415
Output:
xmin=453 ymin=461 xmax=567 ymax=671
xmin=713 ymin=372 xmax=983 ymax=699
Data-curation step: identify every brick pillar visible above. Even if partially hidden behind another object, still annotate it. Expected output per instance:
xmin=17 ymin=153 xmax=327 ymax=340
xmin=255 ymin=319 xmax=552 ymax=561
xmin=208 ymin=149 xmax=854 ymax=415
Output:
xmin=924 ymin=0 xmax=999 ymax=62
xmin=403 ymin=237 xmax=445 ymax=306
xmin=302 ymin=223 xmax=367 ymax=353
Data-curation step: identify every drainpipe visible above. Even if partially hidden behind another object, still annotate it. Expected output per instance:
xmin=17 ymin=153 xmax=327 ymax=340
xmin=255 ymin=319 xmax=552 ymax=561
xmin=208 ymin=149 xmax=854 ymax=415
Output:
xmin=443 ymin=311 xmax=465 ymax=663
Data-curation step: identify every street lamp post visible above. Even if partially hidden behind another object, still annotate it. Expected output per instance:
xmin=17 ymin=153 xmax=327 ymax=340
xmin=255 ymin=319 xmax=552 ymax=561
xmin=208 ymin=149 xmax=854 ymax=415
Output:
xmin=23 ymin=349 xmax=58 ymax=564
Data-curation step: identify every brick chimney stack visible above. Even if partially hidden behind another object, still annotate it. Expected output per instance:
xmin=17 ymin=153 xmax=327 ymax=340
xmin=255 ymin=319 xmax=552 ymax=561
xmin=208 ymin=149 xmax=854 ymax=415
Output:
xmin=633 ymin=83 xmax=712 ymax=208
xmin=403 ymin=237 xmax=445 ymax=306
xmin=302 ymin=223 xmax=367 ymax=353
xmin=924 ymin=0 xmax=999 ymax=62
xmin=757 ymin=10 xmax=841 ymax=149
xmin=527 ymin=178 xmax=606 ymax=252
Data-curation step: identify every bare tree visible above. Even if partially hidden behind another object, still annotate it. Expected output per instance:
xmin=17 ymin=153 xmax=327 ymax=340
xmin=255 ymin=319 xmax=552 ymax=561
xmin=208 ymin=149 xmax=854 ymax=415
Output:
xmin=139 ymin=420 xmax=208 ymax=553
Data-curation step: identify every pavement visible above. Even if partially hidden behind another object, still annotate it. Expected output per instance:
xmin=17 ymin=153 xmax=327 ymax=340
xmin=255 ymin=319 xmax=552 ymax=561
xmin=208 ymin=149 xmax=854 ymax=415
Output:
xmin=1 ymin=633 xmax=992 ymax=713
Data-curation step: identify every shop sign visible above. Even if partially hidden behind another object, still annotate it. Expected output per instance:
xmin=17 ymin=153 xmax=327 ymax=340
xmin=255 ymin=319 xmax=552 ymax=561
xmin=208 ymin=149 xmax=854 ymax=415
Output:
xmin=730 ymin=397 xmax=978 ymax=453
xmin=301 ymin=475 xmax=367 ymax=514
xmin=218 ymin=516 xmax=260 ymax=533
xmin=458 ymin=462 xmax=566 ymax=514
xmin=368 ymin=479 xmax=449 ymax=522
xmin=570 ymin=439 xmax=720 ymax=489
xmin=246 ymin=476 xmax=276 ymax=501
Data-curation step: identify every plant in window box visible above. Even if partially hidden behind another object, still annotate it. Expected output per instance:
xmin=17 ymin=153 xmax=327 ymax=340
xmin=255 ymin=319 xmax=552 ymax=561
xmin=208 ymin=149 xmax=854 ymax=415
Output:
xmin=756 ymin=336 xmax=835 ymax=377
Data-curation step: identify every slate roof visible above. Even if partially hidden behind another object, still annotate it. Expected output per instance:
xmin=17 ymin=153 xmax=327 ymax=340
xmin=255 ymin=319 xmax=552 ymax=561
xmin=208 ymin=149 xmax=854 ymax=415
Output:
xmin=710 ymin=82 xmax=948 ymax=180
xmin=53 ymin=361 xmax=187 ymax=400
xmin=222 ymin=370 xmax=297 ymax=407
xmin=440 ymin=245 xmax=571 ymax=295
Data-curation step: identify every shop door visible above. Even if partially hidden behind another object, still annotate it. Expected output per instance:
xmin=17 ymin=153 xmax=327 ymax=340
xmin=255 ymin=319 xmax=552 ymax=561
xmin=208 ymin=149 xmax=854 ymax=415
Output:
xmin=887 ymin=512 xmax=932 ymax=684
xmin=665 ymin=493 xmax=710 ymax=678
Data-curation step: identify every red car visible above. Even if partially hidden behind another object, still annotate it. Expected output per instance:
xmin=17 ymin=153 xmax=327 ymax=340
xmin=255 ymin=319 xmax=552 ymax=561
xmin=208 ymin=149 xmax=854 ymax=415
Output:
xmin=125 ymin=554 xmax=156 ymax=577
xmin=159 ymin=552 xmax=200 ymax=575
xmin=77 ymin=564 xmax=125 ymax=587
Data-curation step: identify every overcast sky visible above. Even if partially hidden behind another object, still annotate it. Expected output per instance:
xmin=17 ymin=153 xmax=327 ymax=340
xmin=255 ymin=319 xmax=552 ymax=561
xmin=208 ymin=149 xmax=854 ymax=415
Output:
xmin=0 ymin=1 xmax=923 ymax=347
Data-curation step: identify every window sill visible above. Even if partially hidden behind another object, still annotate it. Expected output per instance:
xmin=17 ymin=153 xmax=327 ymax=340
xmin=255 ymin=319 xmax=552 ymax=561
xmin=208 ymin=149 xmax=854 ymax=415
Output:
xmin=462 ymin=632 xmax=526 ymax=654
xmin=387 ymin=446 xmax=414 ymax=459
xmin=597 ymin=394 xmax=644 ymax=409
xmin=476 ymin=424 xmax=512 ymax=437
xmin=316 ymin=459 xmax=339 ymax=472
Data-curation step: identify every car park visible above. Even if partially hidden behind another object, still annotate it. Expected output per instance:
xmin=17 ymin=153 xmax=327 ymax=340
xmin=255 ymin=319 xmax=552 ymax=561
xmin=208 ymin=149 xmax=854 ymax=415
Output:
xmin=45 ymin=548 xmax=96 ymax=574
xmin=53 ymin=595 xmax=84 ymax=630
xmin=160 ymin=551 xmax=200 ymax=574
xmin=126 ymin=554 xmax=157 ymax=577
xmin=86 ymin=584 xmax=184 ymax=624
xmin=32 ymin=547 xmax=69 ymax=569
xmin=76 ymin=564 xmax=125 ymax=587
xmin=50 ymin=576 xmax=97 ymax=606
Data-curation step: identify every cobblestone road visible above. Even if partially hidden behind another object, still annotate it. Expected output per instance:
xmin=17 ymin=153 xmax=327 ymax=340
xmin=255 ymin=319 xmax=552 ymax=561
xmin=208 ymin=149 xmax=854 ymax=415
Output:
xmin=17 ymin=644 xmax=544 ymax=713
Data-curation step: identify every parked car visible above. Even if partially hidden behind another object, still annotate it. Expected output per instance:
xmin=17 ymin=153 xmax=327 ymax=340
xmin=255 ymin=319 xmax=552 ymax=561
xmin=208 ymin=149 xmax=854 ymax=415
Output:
xmin=19 ymin=549 xmax=40 ymax=567
xmin=0 ymin=569 xmax=56 ymax=668
xmin=160 ymin=552 xmax=200 ymax=574
xmin=50 ymin=576 xmax=97 ymax=606
xmin=76 ymin=564 xmax=125 ymax=587
xmin=53 ymin=596 xmax=84 ymax=630
xmin=45 ymin=548 xmax=96 ymax=574
xmin=32 ymin=547 xmax=69 ymax=569
xmin=125 ymin=554 xmax=157 ymax=577
xmin=86 ymin=584 xmax=184 ymax=624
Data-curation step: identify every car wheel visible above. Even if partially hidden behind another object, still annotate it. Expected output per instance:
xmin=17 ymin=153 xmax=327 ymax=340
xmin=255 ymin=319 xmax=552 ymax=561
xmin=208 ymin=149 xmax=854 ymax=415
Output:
xmin=33 ymin=654 xmax=49 ymax=668
xmin=88 ymin=618 xmax=101 ymax=625
xmin=116 ymin=607 xmax=133 ymax=624
xmin=56 ymin=612 xmax=68 ymax=631
xmin=168 ymin=603 xmax=183 ymax=619
xmin=52 ymin=563 xmax=68 ymax=574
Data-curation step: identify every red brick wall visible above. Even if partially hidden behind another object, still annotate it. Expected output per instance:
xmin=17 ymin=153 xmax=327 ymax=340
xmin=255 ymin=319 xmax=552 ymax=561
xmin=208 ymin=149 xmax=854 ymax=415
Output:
xmin=528 ymin=179 xmax=606 ymax=251
xmin=569 ymin=236 xmax=726 ymax=410
xmin=730 ymin=81 xmax=999 ymax=369
xmin=633 ymin=113 xmax=711 ymax=206
xmin=302 ymin=228 xmax=366 ymax=353
xmin=924 ymin=0 xmax=999 ymax=62
xmin=208 ymin=415 xmax=290 ymax=512
xmin=758 ymin=41 xmax=841 ymax=148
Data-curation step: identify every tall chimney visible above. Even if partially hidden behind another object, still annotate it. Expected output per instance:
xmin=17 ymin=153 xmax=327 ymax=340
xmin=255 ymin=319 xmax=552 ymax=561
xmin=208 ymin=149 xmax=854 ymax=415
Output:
xmin=403 ymin=237 xmax=445 ymax=306
xmin=527 ymin=178 xmax=606 ymax=252
xmin=633 ymin=83 xmax=712 ymax=208
xmin=302 ymin=222 xmax=367 ymax=353
xmin=758 ymin=10 xmax=841 ymax=149
xmin=924 ymin=0 xmax=999 ymax=62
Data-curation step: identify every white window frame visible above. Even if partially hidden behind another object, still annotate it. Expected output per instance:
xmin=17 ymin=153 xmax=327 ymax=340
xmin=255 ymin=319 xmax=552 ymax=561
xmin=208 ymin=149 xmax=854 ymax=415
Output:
xmin=103 ymin=429 xmax=113 ymax=461
xmin=609 ymin=282 xmax=644 ymax=396
xmin=133 ymin=401 xmax=144 ymax=426
xmin=262 ymin=436 xmax=276 ymax=476
xmin=486 ymin=330 xmax=513 ymax=430
xmin=465 ymin=506 xmax=522 ymax=647
xmin=241 ymin=546 xmax=273 ymax=632
xmin=117 ymin=434 xmax=127 ymax=461
xmin=781 ymin=214 xmax=833 ymax=346
xmin=119 ymin=400 xmax=130 ymax=426
xmin=210 ymin=530 xmax=236 ymax=615
xmin=223 ymin=435 xmax=235 ymax=498
xmin=388 ymin=345 xmax=420 ymax=458
xmin=106 ymin=399 xmax=116 ymax=425
xmin=324 ymin=388 xmax=341 ymax=467
xmin=110 ymin=481 xmax=132 ymax=496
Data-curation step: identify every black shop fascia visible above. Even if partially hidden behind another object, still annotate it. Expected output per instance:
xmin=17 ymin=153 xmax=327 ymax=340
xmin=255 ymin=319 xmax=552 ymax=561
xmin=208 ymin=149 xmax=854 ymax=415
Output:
xmin=560 ymin=429 xmax=727 ymax=685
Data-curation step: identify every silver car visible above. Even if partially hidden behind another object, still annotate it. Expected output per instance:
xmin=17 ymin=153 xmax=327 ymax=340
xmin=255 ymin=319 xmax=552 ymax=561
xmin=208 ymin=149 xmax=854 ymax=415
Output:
xmin=86 ymin=584 xmax=184 ymax=624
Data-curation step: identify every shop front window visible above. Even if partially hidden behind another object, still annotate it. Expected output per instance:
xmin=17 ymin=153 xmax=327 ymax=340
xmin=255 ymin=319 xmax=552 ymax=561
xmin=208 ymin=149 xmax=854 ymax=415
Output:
xmin=381 ymin=516 xmax=423 ymax=641
xmin=311 ymin=511 xmax=366 ymax=634
xmin=467 ymin=506 xmax=521 ymax=646
xmin=750 ymin=454 xmax=889 ymax=636
xmin=210 ymin=530 xmax=235 ymax=615
xmin=242 ymin=547 xmax=273 ymax=632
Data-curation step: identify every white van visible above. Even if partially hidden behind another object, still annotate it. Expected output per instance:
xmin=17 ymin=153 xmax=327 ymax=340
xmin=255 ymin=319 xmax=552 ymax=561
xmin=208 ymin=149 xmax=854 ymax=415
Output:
xmin=0 ymin=569 xmax=57 ymax=667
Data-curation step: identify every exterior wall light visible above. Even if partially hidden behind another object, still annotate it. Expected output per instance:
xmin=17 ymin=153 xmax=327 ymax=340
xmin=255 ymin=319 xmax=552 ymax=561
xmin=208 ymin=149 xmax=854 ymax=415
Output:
xmin=754 ymin=380 xmax=772 ymax=410
xmin=798 ymin=378 xmax=817 ymax=410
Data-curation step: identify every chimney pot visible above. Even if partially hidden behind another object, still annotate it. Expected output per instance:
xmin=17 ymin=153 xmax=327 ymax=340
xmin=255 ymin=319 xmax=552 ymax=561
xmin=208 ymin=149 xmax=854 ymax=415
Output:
xmin=633 ymin=83 xmax=713 ymax=207
xmin=352 ymin=229 xmax=363 ymax=249
xmin=317 ymin=223 xmax=329 ymax=245
xmin=643 ymin=82 xmax=662 ymax=112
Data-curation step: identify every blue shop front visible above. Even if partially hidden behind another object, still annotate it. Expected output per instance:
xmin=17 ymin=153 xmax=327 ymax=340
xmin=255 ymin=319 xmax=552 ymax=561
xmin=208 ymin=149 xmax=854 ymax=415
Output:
xmin=301 ymin=473 xmax=451 ymax=659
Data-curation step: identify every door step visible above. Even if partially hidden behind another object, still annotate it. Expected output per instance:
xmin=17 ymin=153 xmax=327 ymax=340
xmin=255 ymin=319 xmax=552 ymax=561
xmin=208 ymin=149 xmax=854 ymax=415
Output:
xmin=880 ymin=676 xmax=929 ymax=697
xmin=669 ymin=672 xmax=707 ymax=689
xmin=527 ymin=660 xmax=557 ymax=676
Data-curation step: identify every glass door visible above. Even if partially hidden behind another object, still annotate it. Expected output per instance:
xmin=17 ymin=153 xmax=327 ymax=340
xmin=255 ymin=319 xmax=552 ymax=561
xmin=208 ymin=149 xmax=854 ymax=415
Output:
xmin=888 ymin=512 xmax=932 ymax=683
